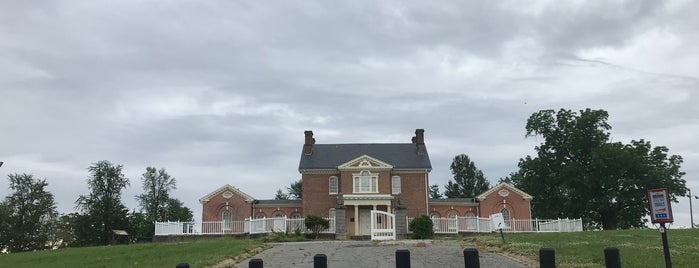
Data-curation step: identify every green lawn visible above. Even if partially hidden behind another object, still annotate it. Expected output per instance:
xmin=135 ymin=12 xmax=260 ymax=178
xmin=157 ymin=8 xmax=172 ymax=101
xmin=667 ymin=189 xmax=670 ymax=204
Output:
xmin=465 ymin=228 xmax=699 ymax=267
xmin=0 ymin=238 xmax=263 ymax=268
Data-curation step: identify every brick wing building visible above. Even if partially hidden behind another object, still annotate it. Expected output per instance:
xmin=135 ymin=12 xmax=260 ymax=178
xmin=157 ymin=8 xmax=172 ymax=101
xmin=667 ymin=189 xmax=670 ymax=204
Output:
xmin=199 ymin=129 xmax=532 ymax=236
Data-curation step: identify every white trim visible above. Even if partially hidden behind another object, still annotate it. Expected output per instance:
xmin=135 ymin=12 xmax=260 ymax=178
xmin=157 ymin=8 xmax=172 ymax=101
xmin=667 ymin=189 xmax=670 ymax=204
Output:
xmin=329 ymin=176 xmax=338 ymax=194
xmin=199 ymin=184 xmax=255 ymax=204
xmin=353 ymin=170 xmax=378 ymax=193
xmin=476 ymin=182 xmax=533 ymax=201
xmin=338 ymin=155 xmax=394 ymax=171
xmin=391 ymin=175 xmax=401 ymax=194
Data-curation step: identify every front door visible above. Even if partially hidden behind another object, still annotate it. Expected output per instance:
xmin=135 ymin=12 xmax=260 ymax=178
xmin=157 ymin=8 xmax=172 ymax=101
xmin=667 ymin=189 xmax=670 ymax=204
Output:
xmin=358 ymin=207 xmax=371 ymax=235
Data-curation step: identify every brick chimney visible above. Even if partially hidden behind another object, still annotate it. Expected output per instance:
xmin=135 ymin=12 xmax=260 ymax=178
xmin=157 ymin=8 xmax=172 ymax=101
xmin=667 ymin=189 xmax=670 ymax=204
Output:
xmin=304 ymin=130 xmax=315 ymax=155
xmin=413 ymin=129 xmax=426 ymax=155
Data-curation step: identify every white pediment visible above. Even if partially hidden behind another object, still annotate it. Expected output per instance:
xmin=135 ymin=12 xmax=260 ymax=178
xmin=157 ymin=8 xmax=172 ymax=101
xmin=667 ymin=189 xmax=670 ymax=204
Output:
xmin=338 ymin=155 xmax=393 ymax=171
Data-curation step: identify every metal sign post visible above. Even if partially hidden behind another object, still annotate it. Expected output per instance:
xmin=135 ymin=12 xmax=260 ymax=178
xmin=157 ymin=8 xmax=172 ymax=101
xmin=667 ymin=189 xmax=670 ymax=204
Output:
xmin=648 ymin=188 xmax=673 ymax=268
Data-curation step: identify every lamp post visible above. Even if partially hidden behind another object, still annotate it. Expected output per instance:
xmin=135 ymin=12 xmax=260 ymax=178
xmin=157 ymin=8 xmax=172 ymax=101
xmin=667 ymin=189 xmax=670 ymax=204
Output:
xmin=690 ymin=190 xmax=699 ymax=229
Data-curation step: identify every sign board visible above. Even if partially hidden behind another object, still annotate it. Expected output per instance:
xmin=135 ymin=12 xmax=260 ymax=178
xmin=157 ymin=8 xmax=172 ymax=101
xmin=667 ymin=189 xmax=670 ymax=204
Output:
xmin=490 ymin=213 xmax=505 ymax=230
xmin=648 ymin=188 xmax=673 ymax=223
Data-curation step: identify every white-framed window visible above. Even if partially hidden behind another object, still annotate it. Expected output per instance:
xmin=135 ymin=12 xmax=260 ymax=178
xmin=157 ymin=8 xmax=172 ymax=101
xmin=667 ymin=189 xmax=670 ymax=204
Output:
xmin=391 ymin=175 xmax=401 ymax=194
xmin=274 ymin=212 xmax=285 ymax=218
xmin=222 ymin=210 xmax=232 ymax=230
xmin=500 ymin=208 xmax=510 ymax=223
xmin=291 ymin=213 xmax=302 ymax=219
xmin=353 ymin=170 xmax=378 ymax=193
xmin=329 ymin=176 xmax=338 ymax=194
xmin=329 ymin=208 xmax=336 ymax=219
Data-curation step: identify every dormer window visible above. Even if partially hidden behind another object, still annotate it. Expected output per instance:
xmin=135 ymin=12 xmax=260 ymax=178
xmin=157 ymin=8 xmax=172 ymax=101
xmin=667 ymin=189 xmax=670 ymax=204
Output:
xmin=353 ymin=170 xmax=378 ymax=193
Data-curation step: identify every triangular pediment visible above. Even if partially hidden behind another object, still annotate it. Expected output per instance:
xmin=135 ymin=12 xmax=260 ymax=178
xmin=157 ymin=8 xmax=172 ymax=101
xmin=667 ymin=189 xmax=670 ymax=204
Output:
xmin=199 ymin=184 xmax=256 ymax=204
xmin=476 ymin=183 xmax=533 ymax=201
xmin=338 ymin=155 xmax=393 ymax=171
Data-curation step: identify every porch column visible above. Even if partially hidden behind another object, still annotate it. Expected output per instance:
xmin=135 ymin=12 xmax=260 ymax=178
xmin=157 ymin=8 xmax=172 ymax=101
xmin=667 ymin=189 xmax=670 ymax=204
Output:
xmin=354 ymin=205 xmax=359 ymax=236
xmin=373 ymin=204 xmax=377 ymax=211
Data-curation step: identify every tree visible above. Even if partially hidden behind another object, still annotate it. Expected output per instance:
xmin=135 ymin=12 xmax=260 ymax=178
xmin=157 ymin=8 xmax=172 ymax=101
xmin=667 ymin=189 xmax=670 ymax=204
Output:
xmin=511 ymin=109 xmax=687 ymax=229
xmin=274 ymin=189 xmax=290 ymax=200
xmin=444 ymin=154 xmax=490 ymax=198
xmin=75 ymin=160 xmax=131 ymax=246
xmin=166 ymin=198 xmax=194 ymax=222
xmin=429 ymin=184 xmax=443 ymax=199
xmin=287 ymin=179 xmax=302 ymax=199
xmin=0 ymin=173 xmax=58 ymax=252
xmin=136 ymin=167 xmax=176 ymax=223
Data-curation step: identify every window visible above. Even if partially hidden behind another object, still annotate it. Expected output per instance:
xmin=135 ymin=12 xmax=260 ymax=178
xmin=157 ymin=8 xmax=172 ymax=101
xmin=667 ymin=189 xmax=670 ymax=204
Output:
xmin=274 ymin=213 xmax=285 ymax=218
xmin=329 ymin=208 xmax=336 ymax=219
xmin=391 ymin=176 xmax=401 ymax=194
xmin=500 ymin=208 xmax=510 ymax=224
xmin=329 ymin=176 xmax=338 ymax=194
xmin=222 ymin=210 xmax=232 ymax=230
xmin=353 ymin=170 xmax=378 ymax=193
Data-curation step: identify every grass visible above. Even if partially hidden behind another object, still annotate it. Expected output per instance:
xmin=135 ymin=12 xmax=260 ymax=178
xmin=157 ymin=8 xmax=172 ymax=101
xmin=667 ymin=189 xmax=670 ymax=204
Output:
xmin=463 ymin=228 xmax=699 ymax=267
xmin=0 ymin=238 xmax=264 ymax=268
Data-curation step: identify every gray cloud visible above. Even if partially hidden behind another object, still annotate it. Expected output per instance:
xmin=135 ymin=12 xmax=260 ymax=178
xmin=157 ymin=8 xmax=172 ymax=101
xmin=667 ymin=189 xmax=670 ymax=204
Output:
xmin=1 ymin=0 xmax=698 ymax=227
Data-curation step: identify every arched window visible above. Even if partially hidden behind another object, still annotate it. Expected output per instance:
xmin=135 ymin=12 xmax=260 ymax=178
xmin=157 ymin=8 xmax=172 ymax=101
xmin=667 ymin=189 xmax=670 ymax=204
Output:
xmin=256 ymin=213 xmax=266 ymax=219
xmin=447 ymin=212 xmax=457 ymax=230
xmin=222 ymin=210 xmax=232 ymax=230
xmin=501 ymin=208 xmax=511 ymax=227
xmin=274 ymin=212 xmax=285 ymax=218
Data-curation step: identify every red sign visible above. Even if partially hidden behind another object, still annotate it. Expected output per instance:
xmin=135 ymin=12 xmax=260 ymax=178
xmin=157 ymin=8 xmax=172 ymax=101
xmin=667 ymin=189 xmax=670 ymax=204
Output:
xmin=648 ymin=188 xmax=673 ymax=223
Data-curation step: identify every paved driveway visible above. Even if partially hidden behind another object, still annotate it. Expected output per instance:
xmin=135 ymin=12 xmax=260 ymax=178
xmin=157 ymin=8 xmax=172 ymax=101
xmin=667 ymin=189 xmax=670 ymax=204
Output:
xmin=235 ymin=240 xmax=527 ymax=268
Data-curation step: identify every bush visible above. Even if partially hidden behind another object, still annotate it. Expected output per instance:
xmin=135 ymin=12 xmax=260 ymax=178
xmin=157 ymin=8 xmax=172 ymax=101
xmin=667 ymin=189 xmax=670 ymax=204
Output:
xmin=304 ymin=215 xmax=329 ymax=239
xmin=409 ymin=215 xmax=434 ymax=239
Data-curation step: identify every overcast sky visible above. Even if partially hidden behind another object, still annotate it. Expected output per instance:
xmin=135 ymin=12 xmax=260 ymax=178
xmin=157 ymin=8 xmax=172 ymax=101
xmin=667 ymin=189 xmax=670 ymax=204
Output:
xmin=1 ymin=0 xmax=698 ymax=228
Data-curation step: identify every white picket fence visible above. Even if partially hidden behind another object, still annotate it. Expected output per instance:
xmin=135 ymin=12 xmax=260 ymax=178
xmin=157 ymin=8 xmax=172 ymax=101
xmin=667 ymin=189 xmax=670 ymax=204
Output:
xmin=407 ymin=217 xmax=583 ymax=234
xmin=155 ymin=217 xmax=335 ymax=236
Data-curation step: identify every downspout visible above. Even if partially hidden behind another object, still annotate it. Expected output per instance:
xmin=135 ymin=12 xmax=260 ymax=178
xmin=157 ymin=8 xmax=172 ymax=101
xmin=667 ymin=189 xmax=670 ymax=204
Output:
xmin=425 ymin=172 xmax=429 ymax=215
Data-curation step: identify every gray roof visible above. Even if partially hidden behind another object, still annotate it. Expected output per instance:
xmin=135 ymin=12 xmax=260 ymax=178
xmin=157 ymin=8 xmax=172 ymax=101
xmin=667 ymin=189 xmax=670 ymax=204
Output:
xmin=429 ymin=198 xmax=478 ymax=203
xmin=256 ymin=199 xmax=302 ymax=205
xmin=298 ymin=143 xmax=432 ymax=170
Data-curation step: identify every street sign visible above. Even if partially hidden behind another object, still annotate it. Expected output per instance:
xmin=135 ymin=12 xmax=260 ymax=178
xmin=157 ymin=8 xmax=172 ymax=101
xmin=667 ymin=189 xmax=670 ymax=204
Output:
xmin=491 ymin=213 xmax=505 ymax=229
xmin=648 ymin=188 xmax=673 ymax=223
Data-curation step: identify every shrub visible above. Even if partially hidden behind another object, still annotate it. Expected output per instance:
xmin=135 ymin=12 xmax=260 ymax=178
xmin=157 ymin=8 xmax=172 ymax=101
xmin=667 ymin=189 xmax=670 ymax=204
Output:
xmin=409 ymin=215 xmax=434 ymax=239
xmin=304 ymin=215 xmax=329 ymax=239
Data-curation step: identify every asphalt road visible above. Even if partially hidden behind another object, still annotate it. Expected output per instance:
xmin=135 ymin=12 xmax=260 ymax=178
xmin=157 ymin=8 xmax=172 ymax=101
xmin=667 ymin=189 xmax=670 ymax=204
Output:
xmin=235 ymin=240 xmax=527 ymax=268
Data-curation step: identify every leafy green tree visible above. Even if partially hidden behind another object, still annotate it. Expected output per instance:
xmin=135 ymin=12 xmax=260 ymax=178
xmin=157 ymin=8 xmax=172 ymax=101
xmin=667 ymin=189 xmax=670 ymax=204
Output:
xmin=0 ymin=173 xmax=58 ymax=252
xmin=48 ymin=213 xmax=78 ymax=248
xmin=287 ymin=179 xmax=302 ymax=199
xmin=444 ymin=154 xmax=490 ymax=198
xmin=75 ymin=160 xmax=131 ymax=246
xmin=429 ymin=184 xmax=443 ymax=199
xmin=274 ymin=189 xmax=290 ymax=200
xmin=166 ymin=198 xmax=194 ymax=222
xmin=136 ymin=167 xmax=176 ymax=223
xmin=512 ymin=109 xmax=687 ymax=229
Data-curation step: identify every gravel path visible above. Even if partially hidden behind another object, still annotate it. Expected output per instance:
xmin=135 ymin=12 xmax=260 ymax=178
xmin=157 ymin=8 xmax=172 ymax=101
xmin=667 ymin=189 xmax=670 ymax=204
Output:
xmin=234 ymin=240 xmax=527 ymax=268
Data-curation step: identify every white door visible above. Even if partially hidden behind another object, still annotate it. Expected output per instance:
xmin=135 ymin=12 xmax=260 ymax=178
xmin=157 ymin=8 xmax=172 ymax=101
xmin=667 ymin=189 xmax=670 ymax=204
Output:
xmin=359 ymin=208 xmax=371 ymax=235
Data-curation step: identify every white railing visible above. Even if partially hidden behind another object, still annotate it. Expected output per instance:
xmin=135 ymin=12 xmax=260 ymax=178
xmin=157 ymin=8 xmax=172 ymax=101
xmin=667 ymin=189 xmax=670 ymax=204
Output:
xmin=155 ymin=217 xmax=335 ymax=236
xmin=406 ymin=217 xmax=583 ymax=234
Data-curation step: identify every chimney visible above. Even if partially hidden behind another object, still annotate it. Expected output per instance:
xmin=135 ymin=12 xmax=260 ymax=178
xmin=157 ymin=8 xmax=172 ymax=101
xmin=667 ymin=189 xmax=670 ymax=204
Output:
xmin=304 ymin=130 xmax=315 ymax=155
xmin=414 ymin=129 xmax=426 ymax=155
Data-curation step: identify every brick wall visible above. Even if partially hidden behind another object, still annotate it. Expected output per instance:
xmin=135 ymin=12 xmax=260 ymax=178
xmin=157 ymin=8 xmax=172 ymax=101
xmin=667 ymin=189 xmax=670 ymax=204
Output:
xmin=201 ymin=191 xmax=252 ymax=221
xmin=399 ymin=173 xmax=428 ymax=217
xmin=478 ymin=186 xmax=531 ymax=219
xmin=302 ymin=173 xmax=338 ymax=217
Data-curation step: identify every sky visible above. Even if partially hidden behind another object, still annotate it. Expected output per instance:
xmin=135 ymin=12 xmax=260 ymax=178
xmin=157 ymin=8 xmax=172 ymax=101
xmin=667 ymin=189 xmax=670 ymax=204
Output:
xmin=1 ymin=0 xmax=698 ymax=228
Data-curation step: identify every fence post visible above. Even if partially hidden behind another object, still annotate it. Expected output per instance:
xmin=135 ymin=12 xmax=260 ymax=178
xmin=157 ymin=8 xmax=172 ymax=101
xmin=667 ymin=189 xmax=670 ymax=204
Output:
xmin=175 ymin=263 xmax=189 ymax=268
xmin=314 ymin=254 xmax=328 ymax=268
xmin=463 ymin=248 xmax=480 ymax=268
xmin=249 ymin=258 xmax=263 ymax=268
xmin=396 ymin=249 xmax=410 ymax=268
xmin=604 ymin=247 xmax=621 ymax=268
xmin=540 ymin=248 xmax=555 ymax=268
